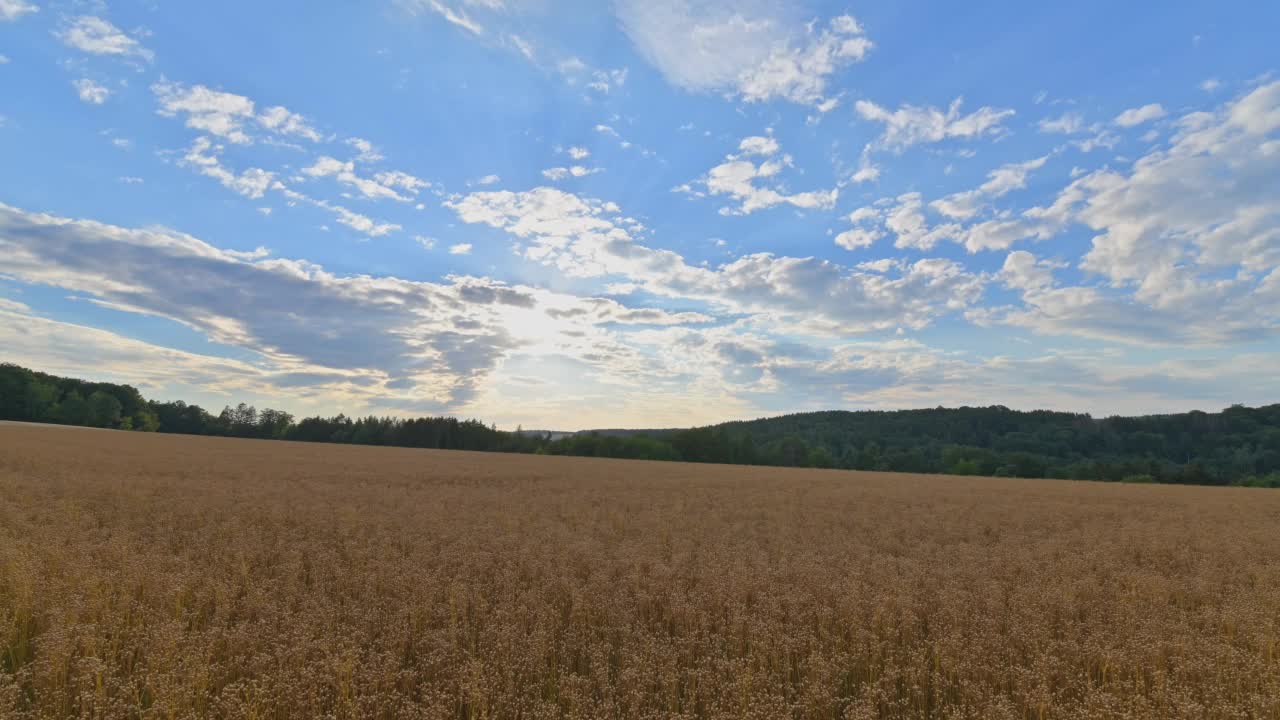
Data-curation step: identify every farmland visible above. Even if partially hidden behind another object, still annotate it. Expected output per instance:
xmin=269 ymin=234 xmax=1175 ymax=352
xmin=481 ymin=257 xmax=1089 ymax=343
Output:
xmin=2 ymin=423 xmax=1279 ymax=719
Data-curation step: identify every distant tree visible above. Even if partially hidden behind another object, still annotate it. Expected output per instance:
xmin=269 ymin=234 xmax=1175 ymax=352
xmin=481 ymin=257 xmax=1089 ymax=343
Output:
xmin=766 ymin=436 xmax=810 ymax=467
xmin=55 ymin=392 xmax=91 ymax=426
xmin=86 ymin=391 xmax=123 ymax=428
xmin=131 ymin=408 xmax=161 ymax=432
xmin=807 ymin=446 xmax=835 ymax=469
xmin=219 ymin=403 xmax=258 ymax=437
xmin=257 ymin=408 xmax=294 ymax=439
xmin=26 ymin=380 xmax=59 ymax=422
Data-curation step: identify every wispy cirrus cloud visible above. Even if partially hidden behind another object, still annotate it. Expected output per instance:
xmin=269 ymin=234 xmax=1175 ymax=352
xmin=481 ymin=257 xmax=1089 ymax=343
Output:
xmin=855 ymin=97 xmax=1015 ymax=151
xmin=617 ymin=2 xmax=871 ymax=108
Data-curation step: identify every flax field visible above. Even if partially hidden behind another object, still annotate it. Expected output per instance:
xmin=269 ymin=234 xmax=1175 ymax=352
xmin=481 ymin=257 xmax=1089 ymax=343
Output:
xmin=1 ymin=423 xmax=1278 ymax=719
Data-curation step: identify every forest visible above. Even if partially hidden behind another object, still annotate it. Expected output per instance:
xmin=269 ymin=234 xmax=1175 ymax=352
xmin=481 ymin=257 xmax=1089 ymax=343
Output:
xmin=2 ymin=362 xmax=1278 ymax=487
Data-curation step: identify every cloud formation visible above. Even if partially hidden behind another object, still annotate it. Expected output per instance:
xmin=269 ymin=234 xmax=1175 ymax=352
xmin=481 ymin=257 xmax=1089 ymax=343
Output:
xmin=856 ymin=97 xmax=1014 ymax=151
xmin=446 ymin=186 xmax=984 ymax=334
xmin=0 ymin=203 xmax=714 ymax=411
xmin=677 ymin=134 xmax=838 ymax=215
xmin=0 ymin=0 xmax=37 ymax=22
xmin=617 ymin=3 xmax=871 ymax=107
xmin=73 ymin=78 xmax=110 ymax=104
xmin=57 ymin=16 xmax=153 ymax=62
xmin=153 ymin=81 xmax=322 ymax=145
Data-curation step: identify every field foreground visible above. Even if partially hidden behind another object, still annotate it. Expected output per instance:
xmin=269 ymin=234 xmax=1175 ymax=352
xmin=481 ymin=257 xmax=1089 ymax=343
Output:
xmin=1 ymin=424 xmax=1279 ymax=719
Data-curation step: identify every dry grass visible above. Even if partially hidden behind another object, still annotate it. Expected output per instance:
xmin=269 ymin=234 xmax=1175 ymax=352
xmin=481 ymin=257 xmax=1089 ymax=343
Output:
xmin=1 ymin=423 xmax=1279 ymax=719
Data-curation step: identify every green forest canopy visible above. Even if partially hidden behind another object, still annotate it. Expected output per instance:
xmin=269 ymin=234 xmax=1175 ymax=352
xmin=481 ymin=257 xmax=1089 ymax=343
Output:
xmin=2 ymin=362 xmax=1278 ymax=487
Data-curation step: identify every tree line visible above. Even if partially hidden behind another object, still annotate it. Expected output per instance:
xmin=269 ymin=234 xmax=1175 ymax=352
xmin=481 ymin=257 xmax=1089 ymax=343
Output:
xmin=2 ymin=362 xmax=1278 ymax=487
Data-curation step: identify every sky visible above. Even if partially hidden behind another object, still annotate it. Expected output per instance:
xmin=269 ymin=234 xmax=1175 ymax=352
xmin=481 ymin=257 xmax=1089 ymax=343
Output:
xmin=1 ymin=0 xmax=1278 ymax=430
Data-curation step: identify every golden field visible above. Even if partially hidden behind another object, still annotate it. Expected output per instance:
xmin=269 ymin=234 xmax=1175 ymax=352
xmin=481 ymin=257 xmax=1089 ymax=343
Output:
xmin=1 ymin=423 xmax=1278 ymax=719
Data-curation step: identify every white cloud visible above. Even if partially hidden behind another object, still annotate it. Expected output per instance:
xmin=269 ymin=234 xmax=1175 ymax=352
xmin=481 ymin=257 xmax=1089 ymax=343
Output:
xmin=57 ymin=16 xmax=153 ymax=62
xmin=850 ymin=151 xmax=881 ymax=183
xmin=0 ymin=54 xmax=9 ymax=63
xmin=0 ymin=202 xmax=459 ymax=380
xmin=1038 ymin=112 xmax=1084 ymax=134
xmin=985 ymin=82 xmax=1280 ymax=345
xmin=408 ymin=0 xmax=485 ymax=35
xmin=684 ymin=135 xmax=837 ymax=215
xmin=402 ymin=1 xmax=629 ymax=102
xmin=153 ymin=81 xmax=322 ymax=145
xmin=507 ymin=33 xmax=535 ymax=61
xmin=0 ymin=297 xmax=30 ymax=313
xmin=737 ymin=135 xmax=779 ymax=156
xmin=566 ymin=146 xmax=590 ymax=160
xmin=445 ymin=186 xmax=984 ymax=334
xmin=448 ymin=243 xmax=473 ymax=255
xmin=879 ymin=193 xmax=962 ymax=250
xmin=851 ymin=166 xmax=880 ymax=183
xmin=998 ymin=250 xmax=1056 ymax=292
xmin=373 ymin=170 xmax=430 ymax=194
xmin=835 ymin=206 xmax=889 ymax=250
xmin=856 ymin=97 xmax=1014 ymax=151
xmin=117 ymin=176 xmax=144 ymax=184
xmin=276 ymin=184 xmax=402 ymax=237
xmin=1114 ymin=103 xmax=1166 ymax=127
xmin=473 ymin=174 xmax=501 ymax=186
xmin=1201 ymin=78 xmax=1222 ymax=93
xmin=1037 ymin=113 xmax=1119 ymax=151
xmin=556 ymin=57 xmax=587 ymax=75
xmin=0 ymin=201 xmax=711 ymax=413
xmin=302 ymin=156 xmax=412 ymax=202
xmin=584 ymin=68 xmax=629 ymax=94
xmin=0 ymin=309 xmax=303 ymax=407
xmin=593 ymin=124 xmax=637 ymax=151
xmin=181 ymin=137 xmax=274 ymax=199
xmin=347 ymin=137 xmax=384 ymax=162
xmin=1077 ymin=83 xmax=1280 ymax=282
xmin=258 ymin=106 xmax=323 ymax=142
xmin=735 ymin=15 xmax=872 ymax=107
xmin=1073 ymin=129 xmax=1120 ymax=153
xmin=838 ymin=153 xmax=1061 ymax=254
xmin=542 ymin=165 xmax=602 ymax=181
xmin=329 ymin=206 xmax=400 ymax=236
xmin=556 ymin=58 xmax=629 ymax=96
xmin=931 ymin=155 xmax=1049 ymax=219
xmin=834 ymin=227 xmax=882 ymax=250
xmin=153 ymin=81 xmax=257 ymax=144
xmin=163 ymin=115 xmax=406 ymax=237
xmin=111 ymin=137 xmax=132 ymax=149
xmin=73 ymin=78 xmax=110 ymax=105
xmin=0 ymin=0 xmax=37 ymax=22
xmin=617 ymin=4 xmax=871 ymax=107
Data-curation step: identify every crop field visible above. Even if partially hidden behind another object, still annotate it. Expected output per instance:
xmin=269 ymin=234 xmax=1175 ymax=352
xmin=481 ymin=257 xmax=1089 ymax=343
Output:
xmin=1 ymin=423 xmax=1279 ymax=719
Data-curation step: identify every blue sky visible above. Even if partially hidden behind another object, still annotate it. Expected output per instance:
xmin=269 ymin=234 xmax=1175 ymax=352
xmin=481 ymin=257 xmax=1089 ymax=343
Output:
xmin=1 ymin=0 xmax=1278 ymax=429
